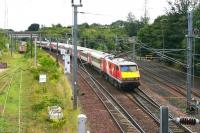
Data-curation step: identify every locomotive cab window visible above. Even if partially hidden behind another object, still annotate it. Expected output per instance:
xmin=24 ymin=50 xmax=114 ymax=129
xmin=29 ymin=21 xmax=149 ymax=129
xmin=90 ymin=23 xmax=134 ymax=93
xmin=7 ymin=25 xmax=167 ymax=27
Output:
xmin=120 ymin=65 xmax=137 ymax=72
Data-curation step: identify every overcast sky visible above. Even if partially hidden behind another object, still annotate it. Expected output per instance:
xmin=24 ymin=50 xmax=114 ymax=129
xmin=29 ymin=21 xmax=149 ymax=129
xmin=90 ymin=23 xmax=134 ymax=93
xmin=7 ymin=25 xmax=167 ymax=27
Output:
xmin=0 ymin=0 xmax=172 ymax=31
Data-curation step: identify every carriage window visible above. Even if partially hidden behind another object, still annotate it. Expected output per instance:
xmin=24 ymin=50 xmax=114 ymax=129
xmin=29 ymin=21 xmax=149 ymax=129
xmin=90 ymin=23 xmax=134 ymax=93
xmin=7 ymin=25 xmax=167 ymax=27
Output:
xmin=92 ymin=57 xmax=100 ymax=64
xmin=120 ymin=65 xmax=137 ymax=72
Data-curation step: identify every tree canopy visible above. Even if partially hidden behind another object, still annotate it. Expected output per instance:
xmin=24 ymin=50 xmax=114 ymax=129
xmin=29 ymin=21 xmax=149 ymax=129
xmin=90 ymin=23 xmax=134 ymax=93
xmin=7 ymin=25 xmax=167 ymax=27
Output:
xmin=0 ymin=31 xmax=8 ymax=52
xmin=28 ymin=23 xmax=40 ymax=31
xmin=22 ymin=3 xmax=200 ymax=74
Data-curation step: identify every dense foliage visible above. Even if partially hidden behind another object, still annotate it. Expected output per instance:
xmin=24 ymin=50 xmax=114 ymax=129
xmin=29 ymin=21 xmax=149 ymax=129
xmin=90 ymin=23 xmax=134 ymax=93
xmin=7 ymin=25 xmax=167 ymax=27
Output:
xmin=37 ymin=1 xmax=200 ymax=74
xmin=38 ymin=12 xmax=144 ymax=52
xmin=137 ymin=0 xmax=200 ymax=73
xmin=40 ymin=24 xmax=71 ymax=39
xmin=78 ymin=23 xmax=126 ymax=51
xmin=0 ymin=31 xmax=8 ymax=51
xmin=28 ymin=23 xmax=40 ymax=31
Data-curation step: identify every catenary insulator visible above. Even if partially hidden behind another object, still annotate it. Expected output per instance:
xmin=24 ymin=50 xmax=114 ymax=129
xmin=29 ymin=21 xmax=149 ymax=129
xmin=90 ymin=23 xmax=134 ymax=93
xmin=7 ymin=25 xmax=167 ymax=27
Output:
xmin=174 ymin=117 xmax=199 ymax=125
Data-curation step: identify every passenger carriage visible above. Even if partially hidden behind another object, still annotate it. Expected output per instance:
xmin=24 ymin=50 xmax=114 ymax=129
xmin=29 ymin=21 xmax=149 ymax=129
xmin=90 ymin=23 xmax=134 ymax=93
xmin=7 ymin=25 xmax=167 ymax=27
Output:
xmin=37 ymin=40 xmax=140 ymax=89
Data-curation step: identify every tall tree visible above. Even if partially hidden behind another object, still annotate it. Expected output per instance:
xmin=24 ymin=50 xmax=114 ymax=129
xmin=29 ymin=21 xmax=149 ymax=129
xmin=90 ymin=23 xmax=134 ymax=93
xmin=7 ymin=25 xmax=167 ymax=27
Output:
xmin=28 ymin=23 xmax=40 ymax=31
xmin=167 ymin=0 xmax=198 ymax=15
xmin=0 ymin=31 xmax=8 ymax=50
xmin=127 ymin=12 xmax=136 ymax=22
xmin=125 ymin=12 xmax=143 ymax=37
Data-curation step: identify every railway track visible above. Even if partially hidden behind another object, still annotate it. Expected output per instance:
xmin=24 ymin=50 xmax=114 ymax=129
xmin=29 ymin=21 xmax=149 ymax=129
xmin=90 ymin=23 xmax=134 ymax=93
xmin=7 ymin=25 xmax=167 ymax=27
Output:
xmin=83 ymin=63 xmax=194 ymax=133
xmin=44 ymin=48 xmax=198 ymax=132
xmin=130 ymin=88 xmax=193 ymax=133
xmin=48 ymin=49 xmax=167 ymax=132
xmin=140 ymin=65 xmax=200 ymax=99
xmin=0 ymin=67 xmax=19 ymax=93
xmin=47 ymin=49 xmax=159 ymax=132
xmin=0 ymin=72 xmax=9 ymax=80
xmin=78 ymin=65 xmax=144 ymax=133
xmin=124 ymin=56 xmax=200 ymax=99
xmin=0 ymin=67 xmax=22 ymax=132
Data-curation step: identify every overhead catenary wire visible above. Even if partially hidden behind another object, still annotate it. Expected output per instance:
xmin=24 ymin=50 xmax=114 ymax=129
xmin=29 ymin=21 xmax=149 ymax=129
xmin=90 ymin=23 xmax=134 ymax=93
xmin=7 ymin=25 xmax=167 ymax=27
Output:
xmin=53 ymin=37 xmax=191 ymax=67
xmin=138 ymin=42 xmax=187 ymax=66
xmin=46 ymin=35 xmax=198 ymax=69
xmin=78 ymin=11 xmax=110 ymax=16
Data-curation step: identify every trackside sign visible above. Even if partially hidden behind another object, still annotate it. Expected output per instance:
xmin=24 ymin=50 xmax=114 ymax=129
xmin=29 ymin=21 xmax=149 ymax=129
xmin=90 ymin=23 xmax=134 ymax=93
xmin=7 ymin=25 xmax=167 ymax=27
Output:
xmin=39 ymin=74 xmax=46 ymax=83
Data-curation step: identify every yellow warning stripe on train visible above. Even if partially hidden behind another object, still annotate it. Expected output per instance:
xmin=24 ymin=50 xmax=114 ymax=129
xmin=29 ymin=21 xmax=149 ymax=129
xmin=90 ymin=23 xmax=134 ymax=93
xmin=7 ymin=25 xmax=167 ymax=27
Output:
xmin=121 ymin=71 xmax=140 ymax=78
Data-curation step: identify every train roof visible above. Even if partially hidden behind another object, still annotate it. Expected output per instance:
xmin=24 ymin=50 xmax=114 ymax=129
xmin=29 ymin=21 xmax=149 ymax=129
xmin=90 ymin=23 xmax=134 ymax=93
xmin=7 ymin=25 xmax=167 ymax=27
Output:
xmin=76 ymin=45 xmax=136 ymax=66
xmin=89 ymin=50 xmax=113 ymax=59
xmin=38 ymin=41 xmax=138 ymax=66
xmin=109 ymin=58 xmax=137 ymax=66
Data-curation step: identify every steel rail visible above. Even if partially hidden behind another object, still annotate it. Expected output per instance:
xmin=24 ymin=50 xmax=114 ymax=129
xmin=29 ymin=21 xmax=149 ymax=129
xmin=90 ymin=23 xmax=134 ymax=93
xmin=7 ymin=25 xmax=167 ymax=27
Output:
xmin=79 ymin=64 xmax=144 ymax=133
xmin=141 ymin=65 xmax=200 ymax=99
xmin=135 ymin=88 xmax=194 ymax=133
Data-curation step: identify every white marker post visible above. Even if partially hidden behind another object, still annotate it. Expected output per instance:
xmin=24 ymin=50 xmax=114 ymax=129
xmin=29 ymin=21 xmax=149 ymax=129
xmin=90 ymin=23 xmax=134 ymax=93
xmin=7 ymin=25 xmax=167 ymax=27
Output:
xmin=60 ymin=49 xmax=66 ymax=55
xmin=64 ymin=54 xmax=71 ymax=74
xmin=60 ymin=49 xmax=66 ymax=61
xmin=78 ymin=114 xmax=87 ymax=133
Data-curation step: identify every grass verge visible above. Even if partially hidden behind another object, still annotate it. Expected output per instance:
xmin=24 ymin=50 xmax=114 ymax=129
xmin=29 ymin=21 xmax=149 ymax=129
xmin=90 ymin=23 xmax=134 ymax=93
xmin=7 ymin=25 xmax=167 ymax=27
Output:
xmin=0 ymin=50 xmax=79 ymax=133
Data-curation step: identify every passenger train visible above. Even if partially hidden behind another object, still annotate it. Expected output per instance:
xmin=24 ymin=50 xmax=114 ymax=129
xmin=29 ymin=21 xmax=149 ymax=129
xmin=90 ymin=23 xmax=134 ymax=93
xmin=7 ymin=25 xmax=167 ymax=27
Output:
xmin=37 ymin=41 xmax=140 ymax=89
xmin=18 ymin=41 xmax=27 ymax=53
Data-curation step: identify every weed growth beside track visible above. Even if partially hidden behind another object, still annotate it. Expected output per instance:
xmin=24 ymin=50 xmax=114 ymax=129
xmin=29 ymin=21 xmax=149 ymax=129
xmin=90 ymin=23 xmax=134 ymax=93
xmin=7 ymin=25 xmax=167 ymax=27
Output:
xmin=0 ymin=50 xmax=78 ymax=132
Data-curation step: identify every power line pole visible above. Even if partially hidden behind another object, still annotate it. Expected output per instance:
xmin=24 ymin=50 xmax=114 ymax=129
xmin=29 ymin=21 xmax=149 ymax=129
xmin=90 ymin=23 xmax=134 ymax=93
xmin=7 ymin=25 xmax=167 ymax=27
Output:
xmin=56 ymin=38 xmax=59 ymax=66
xmin=49 ymin=37 xmax=51 ymax=52
xmin=66 ymin=34 xmax=68 ymax=44
xmin=71 ymin=0 xmax=82 ymax=110
xmin=115 ymin=35 xmax=118 ymax=52
xmin=14 ymin=34 xmax=16 ymax=51
xmin=39 ymin=33 xmax=42 ymax=48
xmin=160 ymin=19 xmax=167 ymax=59
xmin=84 ymin=38 xmax=87 ymax=48
xmin=34 ymin=38 xmax=37 ymax=66
xmin=160 ymin=106 xmax=169 ymax=133
xmin=4 ymin=0 xmax=8 ymax=29
xmin=10 ymin=33 xmax=13 ymax=56
xmin=30 ymin=33 xmax=33 ymax=58
xmin=144 ymin=0 xmax=148 ymax=24
xmin=186 ymin=11 xmax=193 ymax=112
xmin=132 ymin=37 xmax=136 ymax=61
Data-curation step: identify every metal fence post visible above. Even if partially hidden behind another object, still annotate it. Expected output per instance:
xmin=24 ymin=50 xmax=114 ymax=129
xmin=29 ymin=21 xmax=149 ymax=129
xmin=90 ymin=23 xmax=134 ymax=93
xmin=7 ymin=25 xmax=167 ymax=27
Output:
xmin=160 ymin=106 xmax=168 ymax=133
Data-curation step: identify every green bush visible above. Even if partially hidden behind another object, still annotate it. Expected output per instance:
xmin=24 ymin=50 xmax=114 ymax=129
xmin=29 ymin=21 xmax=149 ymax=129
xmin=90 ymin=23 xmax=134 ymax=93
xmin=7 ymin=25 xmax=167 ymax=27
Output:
xmin=50 ymin=73 xmax=59 ymax=80
xmin=0 ymin=32 xmax=8 ymax=50
xmin=39 ymin=55 xmax=57 ymax=70
xmin=50 ymin=118 xmax=66 ymax=128
xmin=29 ymin=51 xmax=61 ymax=81
xmin=32 ymin=101 xmax=46 ymax=112
xmin=30 ymin=67 xmax=40 ymax=80
xmin=48 ymin=97 xmax=63 ymax=108
xmin=31 ymin=97 xmax=64 ymax=112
